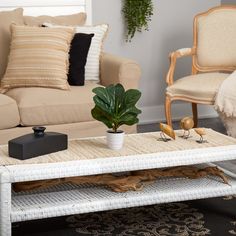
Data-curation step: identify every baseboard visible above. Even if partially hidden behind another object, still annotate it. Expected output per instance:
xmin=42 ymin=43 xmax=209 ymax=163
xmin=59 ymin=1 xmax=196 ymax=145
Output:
xmin=139 ymin=104 xmax=218 ymax=124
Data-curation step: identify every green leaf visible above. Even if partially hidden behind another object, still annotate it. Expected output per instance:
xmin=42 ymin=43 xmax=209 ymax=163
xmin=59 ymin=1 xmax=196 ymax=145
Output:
xmin=123 ymin=89 xmax=141 ymax=107
xmin=93 ymin=96 xmax=113 ymax=115
xmin=107 ymin=84 xmax=125 ymax=115
xmin=91 ymin=83 xmax=142 ymax=132
xmin=92 ymin=86 xmax=115 ymax=114
xmin=91 ymin=106 xmax=113 ymax=129
xmin=119 ymin=115 xmax=139 ymax=126
xmin=123 ymin=0 xmax=153 ymax=41
xmin=119 ymin=106 xmax=142 ymax=117
xmin=92 ymin=87 xmax=112 ymax=107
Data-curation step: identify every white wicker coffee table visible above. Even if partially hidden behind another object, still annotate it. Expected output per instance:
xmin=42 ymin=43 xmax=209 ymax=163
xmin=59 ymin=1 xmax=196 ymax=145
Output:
xmin=1 ymin=129 xmax=236 ymax=236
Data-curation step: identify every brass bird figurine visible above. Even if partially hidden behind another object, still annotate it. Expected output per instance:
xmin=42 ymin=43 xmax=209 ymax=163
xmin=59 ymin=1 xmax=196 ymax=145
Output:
xmin=159 ymin=123 xmax=176 ymax=142
xmin=180 ymin=117 xmax=194 ymax=139
xmin=194 ymin=128 xmax=207 ymax=143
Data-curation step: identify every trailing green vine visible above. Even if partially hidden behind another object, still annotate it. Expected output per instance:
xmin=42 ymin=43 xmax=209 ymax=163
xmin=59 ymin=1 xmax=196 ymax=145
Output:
xmin=123 ymin=0 xmax=153 ymax=42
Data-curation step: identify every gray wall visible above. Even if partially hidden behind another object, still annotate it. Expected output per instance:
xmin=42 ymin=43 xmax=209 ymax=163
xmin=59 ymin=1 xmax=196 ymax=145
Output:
xmin=222 ymin=0 xmax=235 ymax=4
xmin=92 ymin=0 xmax=221 ymax=123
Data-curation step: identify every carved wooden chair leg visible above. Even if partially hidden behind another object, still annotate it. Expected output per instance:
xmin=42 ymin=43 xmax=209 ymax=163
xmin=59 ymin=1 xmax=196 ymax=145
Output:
xmin=165 ymin=95 xmax=172 ymax=127
xmin=192 ymin=103 xmax=198 ymax=127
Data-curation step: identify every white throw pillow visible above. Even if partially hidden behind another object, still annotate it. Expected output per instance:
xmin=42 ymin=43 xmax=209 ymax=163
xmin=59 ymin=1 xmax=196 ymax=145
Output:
xmin=44 ymin=23 xmax=108 ymax=81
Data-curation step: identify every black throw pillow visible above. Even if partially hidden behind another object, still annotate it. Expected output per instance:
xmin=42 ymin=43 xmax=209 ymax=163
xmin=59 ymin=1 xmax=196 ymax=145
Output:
xmin=68 ymin=33 xmax=94 ymax=86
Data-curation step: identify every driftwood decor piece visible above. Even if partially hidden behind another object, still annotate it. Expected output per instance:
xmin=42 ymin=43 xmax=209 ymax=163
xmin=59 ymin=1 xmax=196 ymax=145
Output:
xmin=13 ymin=166 xmax=229 ymax=193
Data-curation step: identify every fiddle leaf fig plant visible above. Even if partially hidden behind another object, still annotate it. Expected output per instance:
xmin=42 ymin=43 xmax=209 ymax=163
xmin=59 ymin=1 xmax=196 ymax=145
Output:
xmin=91 ymin=84 xmax=142 ymax=133
xmin=123 ymin=0 xmax=154 ymax=41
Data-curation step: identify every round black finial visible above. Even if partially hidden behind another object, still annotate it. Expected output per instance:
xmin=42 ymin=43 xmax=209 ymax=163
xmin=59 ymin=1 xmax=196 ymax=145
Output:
xmin=33 ymin=127 xmax=46 ymax=137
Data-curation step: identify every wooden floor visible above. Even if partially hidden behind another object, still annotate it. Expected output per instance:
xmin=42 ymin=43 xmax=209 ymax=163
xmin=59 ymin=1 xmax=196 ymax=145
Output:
xmin=138 ymin=117 xmax=226 ymax=134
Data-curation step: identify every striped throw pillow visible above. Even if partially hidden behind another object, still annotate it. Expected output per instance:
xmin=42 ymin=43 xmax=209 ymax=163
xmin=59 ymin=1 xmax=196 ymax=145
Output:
xmin=44 ymin=23 xmax=109 ymax=81
xmin=1 ymin=25 xmax=74 ymax=90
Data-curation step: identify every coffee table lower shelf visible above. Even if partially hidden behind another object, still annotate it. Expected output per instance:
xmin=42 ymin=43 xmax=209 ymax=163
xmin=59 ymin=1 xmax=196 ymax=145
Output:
xmin=11 ymin=176 xmax=236 ymax=223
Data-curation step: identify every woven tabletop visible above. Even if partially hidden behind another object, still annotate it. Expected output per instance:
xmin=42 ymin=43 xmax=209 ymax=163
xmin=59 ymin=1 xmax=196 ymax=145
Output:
xmin=0 ymin=129 xmax=236 ymax=166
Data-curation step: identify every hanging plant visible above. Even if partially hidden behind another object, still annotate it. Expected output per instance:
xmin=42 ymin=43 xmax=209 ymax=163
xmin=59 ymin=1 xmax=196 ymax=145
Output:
xmin=123 ymin=0 xmax=153 ymax=42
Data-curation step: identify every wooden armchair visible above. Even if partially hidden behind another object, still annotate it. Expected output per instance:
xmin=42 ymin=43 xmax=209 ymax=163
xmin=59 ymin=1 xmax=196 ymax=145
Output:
xmin=165 ymin=6 xmax=236 ymax=127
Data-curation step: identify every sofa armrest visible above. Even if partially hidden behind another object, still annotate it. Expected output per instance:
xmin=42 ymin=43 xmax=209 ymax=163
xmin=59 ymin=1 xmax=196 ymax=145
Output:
xmin=100 ymin=53 xmax=141 ymax=90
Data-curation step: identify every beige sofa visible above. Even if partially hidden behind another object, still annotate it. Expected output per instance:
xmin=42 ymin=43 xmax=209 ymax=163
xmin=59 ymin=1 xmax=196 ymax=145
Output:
xmin=0 ymin=9 xmax=141 ymax=144
xmin=0 ymin=53 xmax=141 ymax=144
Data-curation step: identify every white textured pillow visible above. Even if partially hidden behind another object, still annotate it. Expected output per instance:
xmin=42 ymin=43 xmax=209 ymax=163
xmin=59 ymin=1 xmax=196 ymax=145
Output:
xmin=44 ymin=23 xmax=108 ymax=81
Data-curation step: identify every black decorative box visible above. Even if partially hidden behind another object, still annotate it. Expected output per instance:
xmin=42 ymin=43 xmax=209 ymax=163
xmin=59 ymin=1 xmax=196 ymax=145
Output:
xmin=8 ymin=127 xmax=68 ymax=160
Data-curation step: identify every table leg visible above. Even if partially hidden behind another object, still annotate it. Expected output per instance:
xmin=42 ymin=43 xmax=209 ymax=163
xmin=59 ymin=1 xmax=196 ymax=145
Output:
xmin=0 ymin=182 xmax=11 ymax=236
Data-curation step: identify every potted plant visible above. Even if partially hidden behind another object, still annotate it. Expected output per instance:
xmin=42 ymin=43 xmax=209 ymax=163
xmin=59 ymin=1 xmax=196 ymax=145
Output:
xmin=91 ymin=83 xmax=142 ymax=150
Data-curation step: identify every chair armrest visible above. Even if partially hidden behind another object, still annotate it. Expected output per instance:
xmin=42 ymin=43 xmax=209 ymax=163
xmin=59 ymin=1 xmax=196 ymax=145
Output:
xmin=166 ymin=48 xmax=195 ymax=86
xmin=100 ymin=53 xmax=141 ymax=89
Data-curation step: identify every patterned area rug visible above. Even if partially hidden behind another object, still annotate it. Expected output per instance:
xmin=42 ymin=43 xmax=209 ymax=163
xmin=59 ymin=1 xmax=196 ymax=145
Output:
xmin=13 ymin=196 xmax=236 ymax=236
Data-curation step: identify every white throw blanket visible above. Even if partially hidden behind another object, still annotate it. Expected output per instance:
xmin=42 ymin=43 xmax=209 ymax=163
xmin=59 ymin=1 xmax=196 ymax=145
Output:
xmin=214 ymin=74 xmax=236 ymax=176
xmin=215 ymin=71 xmax=236 ymax=138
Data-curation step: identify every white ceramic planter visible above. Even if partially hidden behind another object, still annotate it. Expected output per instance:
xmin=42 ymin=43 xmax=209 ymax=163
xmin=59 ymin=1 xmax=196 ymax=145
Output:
xmin=106 ymin=130 xmax=125 ymax=150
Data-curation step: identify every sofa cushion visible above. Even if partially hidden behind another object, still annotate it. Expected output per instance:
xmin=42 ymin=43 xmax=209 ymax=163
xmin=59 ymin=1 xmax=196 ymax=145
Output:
xmin=1 ymin=25 xmax=74 ymax=90
xmin=68 ymin=33 xmax=94 ymax=86
xmin=0 ymin=94 xmax=20 ymax=129
xmin=44 ymin=23 xmax=109 ymax=81
xmin=6 ymin=81 xmax=102 ymax=126
xmin=0 ymin=8 xmax=24 ymax=80
xmin=166 ymin=72 xmax=230 ymax=102
xmin=24 ymin=12 xmax=87 ymax=27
